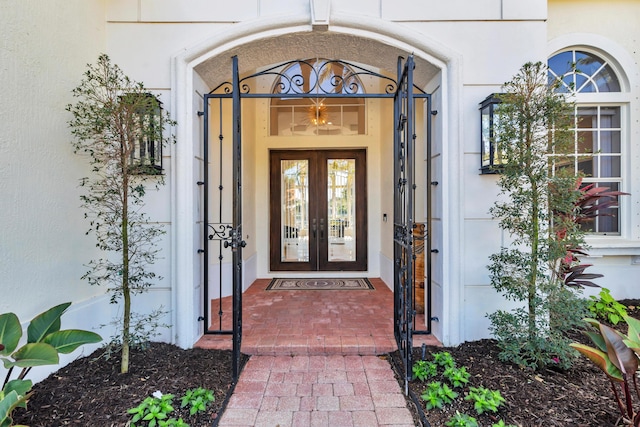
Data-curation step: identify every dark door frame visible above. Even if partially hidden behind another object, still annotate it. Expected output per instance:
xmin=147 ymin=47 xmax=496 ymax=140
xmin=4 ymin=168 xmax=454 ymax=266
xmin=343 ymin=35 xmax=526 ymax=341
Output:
xmin=201 ymin=56 xmax=432 ymax=385
xmin=269 ymin=149 xmax=368 ymax=272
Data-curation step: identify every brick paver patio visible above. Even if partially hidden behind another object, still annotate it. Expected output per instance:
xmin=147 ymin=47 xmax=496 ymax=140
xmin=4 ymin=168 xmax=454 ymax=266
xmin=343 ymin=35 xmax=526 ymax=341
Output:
xmin=196 ymin=278 xmax=438 ymax=426
xmin=196 ymin=278 xmax=438 ymax=354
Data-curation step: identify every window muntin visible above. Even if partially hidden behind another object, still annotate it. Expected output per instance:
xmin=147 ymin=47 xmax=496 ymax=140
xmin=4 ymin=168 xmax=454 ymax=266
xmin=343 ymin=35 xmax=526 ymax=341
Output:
xmin=549 ymin=50 xmax=621 ymax=93
xmin=270 ymin=59 xmax=366 ymax=136
xmin=548 ymin=49 xmax=623 ymax=234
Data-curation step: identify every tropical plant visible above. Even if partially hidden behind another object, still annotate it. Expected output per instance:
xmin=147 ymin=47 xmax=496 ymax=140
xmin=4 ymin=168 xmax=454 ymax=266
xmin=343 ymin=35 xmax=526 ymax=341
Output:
xmin=589 ymin=288 xmax=628 ymax=325
xmin=571 ymin=317 xmax=640 ymax=425
xmin=552 ymin=178 xmax=626 ymax=289
xmin=0 ymin=379 xmax=30 ymax=427
xmin=0 ymin=303 xmax=101 ymax=426
xmin=486 ymin=61 xmax=599 ymax=370
xmin=67 ymin=54 xmax=175 ymax=374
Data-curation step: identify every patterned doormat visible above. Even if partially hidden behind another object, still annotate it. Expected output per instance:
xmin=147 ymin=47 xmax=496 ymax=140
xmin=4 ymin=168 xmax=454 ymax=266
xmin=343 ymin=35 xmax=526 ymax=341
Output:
xmin=266 ymin=278 xmax=374 ymax=290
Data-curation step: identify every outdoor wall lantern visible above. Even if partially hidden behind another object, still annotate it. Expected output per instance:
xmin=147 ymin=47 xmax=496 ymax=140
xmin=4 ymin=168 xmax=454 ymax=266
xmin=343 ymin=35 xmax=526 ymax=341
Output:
xmin=129 ymin=92 xmax=163 ymax=174
xmin=479 ymin=93 xmax=505 ymax=174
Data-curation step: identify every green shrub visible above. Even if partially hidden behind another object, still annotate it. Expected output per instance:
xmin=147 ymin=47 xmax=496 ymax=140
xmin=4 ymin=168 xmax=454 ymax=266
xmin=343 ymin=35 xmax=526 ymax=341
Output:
xmin=443 ymin=366 xmax=470 ymax=388
xmin=421 ymin=381 xmax=458 ymax=410
xmin=465 ymin=387 xmax=506 ymax=415
xmin=412 ymin=360 xmax=438 ymax=382
xmin=588 ymin=288 xmax=628 ymax=325
xmin=433 ymin=351 xmax=455 ymax=369
xmin=445 ymin=411 xmax=478 ymax=427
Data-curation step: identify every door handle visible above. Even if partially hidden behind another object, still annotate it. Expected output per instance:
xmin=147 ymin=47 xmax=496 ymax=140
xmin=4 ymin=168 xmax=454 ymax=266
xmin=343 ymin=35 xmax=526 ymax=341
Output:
xmin=319 ymin=218 xmax=325 ymax=240
xmin=312 ymin=218 xmax=317 ymax=238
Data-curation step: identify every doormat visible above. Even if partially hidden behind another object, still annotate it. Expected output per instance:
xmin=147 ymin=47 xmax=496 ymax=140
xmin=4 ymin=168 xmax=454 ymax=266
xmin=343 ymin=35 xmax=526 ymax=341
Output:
xmin=266 ymin=278 xmax=374 ymax=291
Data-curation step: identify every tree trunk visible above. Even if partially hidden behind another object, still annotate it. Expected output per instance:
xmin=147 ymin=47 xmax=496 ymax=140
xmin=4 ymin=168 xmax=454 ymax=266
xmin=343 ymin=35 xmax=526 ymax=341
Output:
xmin=528 ymin=137 xmax=539 ymax=344
xmin=121 ymin=148 xmax=130 ymax=374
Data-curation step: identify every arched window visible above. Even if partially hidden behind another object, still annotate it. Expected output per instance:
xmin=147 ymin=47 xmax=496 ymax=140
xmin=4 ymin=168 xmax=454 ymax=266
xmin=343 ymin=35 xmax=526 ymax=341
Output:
xmin=548 ymin=49 xmax=623 ymax=234
xmin=270 ymin=59 xmax=366 ymax=136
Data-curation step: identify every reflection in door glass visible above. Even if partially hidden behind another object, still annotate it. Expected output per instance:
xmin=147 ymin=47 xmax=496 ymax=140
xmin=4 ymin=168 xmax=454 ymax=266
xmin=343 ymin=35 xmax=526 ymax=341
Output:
xmin=327 ymin=159 xmax=356 ymax=262
xmin=281 ymin=160 xmax=309 ymax=262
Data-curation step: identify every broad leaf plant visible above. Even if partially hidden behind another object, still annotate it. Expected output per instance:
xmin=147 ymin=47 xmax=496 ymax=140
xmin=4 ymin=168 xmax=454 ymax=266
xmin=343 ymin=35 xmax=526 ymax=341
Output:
xmin=0 ymin=303 xmax=101 ymax=427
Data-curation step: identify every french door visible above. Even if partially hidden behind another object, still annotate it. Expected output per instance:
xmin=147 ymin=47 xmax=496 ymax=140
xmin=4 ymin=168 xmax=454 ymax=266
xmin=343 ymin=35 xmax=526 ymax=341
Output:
xmin=270 ymin=149 xmax=367 ymax=271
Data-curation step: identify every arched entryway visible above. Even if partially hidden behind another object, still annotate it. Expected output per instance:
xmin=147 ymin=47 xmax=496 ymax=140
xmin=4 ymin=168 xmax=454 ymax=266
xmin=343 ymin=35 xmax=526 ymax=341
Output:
xmin=198 ymin=53 xmax=432 ymax=385
xmin=171 ymin=13 xmax=464 ymax=374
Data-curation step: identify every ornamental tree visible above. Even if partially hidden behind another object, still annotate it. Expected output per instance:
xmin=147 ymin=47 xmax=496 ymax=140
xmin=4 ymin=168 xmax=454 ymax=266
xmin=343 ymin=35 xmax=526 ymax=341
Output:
xmin=67 ymin=55 xmax=174 ymax=374
xmin=487 ymin=61 xmax=593 ymax=369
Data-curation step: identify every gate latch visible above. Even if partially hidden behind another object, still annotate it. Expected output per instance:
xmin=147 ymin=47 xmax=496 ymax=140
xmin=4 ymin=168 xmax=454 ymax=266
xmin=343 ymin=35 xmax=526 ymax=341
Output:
xmin=223 ymin=227 xmax=247 ymax=250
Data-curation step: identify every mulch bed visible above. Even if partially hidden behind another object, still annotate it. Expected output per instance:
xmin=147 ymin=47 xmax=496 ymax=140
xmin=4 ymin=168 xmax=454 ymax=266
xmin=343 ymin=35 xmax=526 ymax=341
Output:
xmin=11 ymin=300 xmax=640 ymax=427
xmin=397 ymin=299 xmax=640 ymax=427
xmin=12 ymin=343 xmax=248 ymax=427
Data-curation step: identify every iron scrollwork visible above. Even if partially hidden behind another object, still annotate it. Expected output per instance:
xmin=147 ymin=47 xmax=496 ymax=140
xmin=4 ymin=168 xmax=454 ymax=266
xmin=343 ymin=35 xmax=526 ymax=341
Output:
xmin=207 ymin=223 xmax=246 ymax=251
xmin=209 ymin=58 xmax=399 ymax=96
xmin=207 ymin=223 xmax=232 ymax=241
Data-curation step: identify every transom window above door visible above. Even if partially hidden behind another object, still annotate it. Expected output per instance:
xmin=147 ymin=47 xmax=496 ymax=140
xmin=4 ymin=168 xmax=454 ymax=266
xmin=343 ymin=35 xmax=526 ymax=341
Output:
xmin=269 ymin=58 xmax=366 ymax=136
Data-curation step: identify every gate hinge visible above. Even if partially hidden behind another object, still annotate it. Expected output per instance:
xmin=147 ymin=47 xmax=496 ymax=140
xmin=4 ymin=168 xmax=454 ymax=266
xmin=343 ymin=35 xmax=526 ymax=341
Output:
xmin=197 ymin=111 xmax=204 ymax=117
xmin=430 ymin=316 xmax=440 ymax=322
xmin=431 ymin=249 xmax=439 ymax=253
xmin=197 ymin=181 xmax=205 ymax=186
xmin=431 ymin=110 xmax=438 ymax=116
xmin=430 ymin=181 xmax=439 ymax=186
xmin=197 ymin=316 xmax=205 ymax=321
xmin=197 ymin=249 xmax=205 ymax=254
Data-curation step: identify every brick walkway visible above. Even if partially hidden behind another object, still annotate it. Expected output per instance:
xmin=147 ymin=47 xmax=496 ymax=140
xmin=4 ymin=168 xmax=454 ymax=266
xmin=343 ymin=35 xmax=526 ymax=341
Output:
xmin=217 ymin=354 xmax=415 ymax=427
xmin=196 ymin=279 xmax=438 ymax=426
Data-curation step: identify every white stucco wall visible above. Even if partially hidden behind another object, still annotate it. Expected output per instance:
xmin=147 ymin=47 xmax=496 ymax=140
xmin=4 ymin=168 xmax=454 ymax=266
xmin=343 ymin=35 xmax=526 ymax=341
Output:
xmin=1 ymin=0 xmax=177 ymax=382
xmin=0 ymin=0 xmax=111 ymax=382
xmin=4 ymin=0 xmax=640 ymax=362
xmin=546 ymin=0 xmax=640 ymax=303
xmin=103 ymin=0 xmax=553 ymax=346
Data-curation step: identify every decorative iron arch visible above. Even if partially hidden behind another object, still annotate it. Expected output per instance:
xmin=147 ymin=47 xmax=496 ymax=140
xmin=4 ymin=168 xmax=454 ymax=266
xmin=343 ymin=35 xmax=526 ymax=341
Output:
xmin=210 ymin=58 xmax=399 ymax=96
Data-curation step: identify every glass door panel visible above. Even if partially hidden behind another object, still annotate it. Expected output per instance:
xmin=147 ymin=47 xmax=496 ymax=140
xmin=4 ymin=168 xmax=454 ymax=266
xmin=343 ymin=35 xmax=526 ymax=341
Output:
xmin=327 ymin=159 xmax=356 ymax=262
xmin=270 ymin=149 xmax=366 ymax=271
xmin=280 ymin=160 xmax=309 ymax=262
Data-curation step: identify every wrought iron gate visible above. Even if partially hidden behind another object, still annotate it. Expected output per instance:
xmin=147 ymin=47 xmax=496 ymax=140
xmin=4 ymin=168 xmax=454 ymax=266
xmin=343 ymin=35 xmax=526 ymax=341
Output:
xmin=201 ymin=55 xmax=432 ymax=384
xmin=393 ymin=56 xmax=415 ymax=394
xmin=202 ymin=57 xmax=246 ymax=381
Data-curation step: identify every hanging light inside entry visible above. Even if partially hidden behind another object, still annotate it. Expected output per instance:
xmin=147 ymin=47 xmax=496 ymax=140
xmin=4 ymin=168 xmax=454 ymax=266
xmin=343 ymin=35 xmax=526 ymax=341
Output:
xmin=308 ymin=99 xmax=329 ymax=126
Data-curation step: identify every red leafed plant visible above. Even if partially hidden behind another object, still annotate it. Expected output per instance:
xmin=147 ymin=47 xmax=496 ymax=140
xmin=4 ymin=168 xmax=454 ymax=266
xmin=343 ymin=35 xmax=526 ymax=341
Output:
xmin=571 ymin=316 xmax=640 ymax=426
xmin=554 ymin=178 xmax=628 ymax=289
xmin=576 ymin=181 xmax=628 ymax=226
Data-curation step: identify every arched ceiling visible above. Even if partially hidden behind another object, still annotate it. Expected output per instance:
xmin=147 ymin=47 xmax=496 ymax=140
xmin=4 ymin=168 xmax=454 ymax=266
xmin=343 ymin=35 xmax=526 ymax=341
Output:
xmin=194 ymin=31 xmax=441 ymax=90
